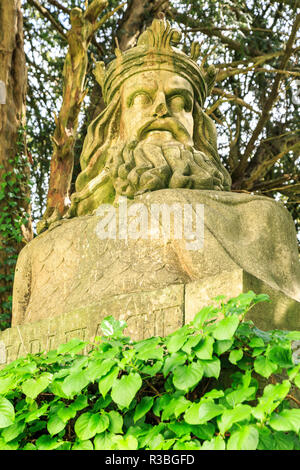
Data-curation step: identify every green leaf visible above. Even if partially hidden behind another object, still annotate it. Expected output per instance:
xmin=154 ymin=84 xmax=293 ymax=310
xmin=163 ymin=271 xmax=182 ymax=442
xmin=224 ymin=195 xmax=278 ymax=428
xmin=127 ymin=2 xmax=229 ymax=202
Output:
xmin=267 ymin=345 xmax=293 ymax=368
xmin=70 ymin=394 xmax=88 ymax=412
xmin=194 ymin=336 xmax=214 ymax=360
xmin=227 ymin=425 xmax=259 ymax=450
xmin=254 ymin=356 xmax=278 ymax=378
xmin=24 ymin=403 xmax=49 ymax=423
xmin=0 ymin=376 xmax=16 ymax=395
xmin=98 ymin=366 xmax=119 ymax=398
xmin=57 ymin=338 xmax=87 ymax=355
xmin=173 ymin=362 xmax=203 ymax=391
xmin=61 ymin=370 xmax=90 ymax=398
xmin=111 ymin=373 xmax=142 ymax=408
xmin=57 ymin=405 xmax=77 ymax=423
xmin=184 ymin=401 xmax=224 ymax=425
xmin=226 ymin=386 xmax=256 ymax=407
xmin=111 ymin=434 xmax=138 ymax=450
xmin=167 ymin=421 xmax=192 ymax=437
xmin=294 ymin=375 xmax=300 ymax=388
xmin=134 ymin=338 xmax=163 ymax=361
xmin=0 ymin=397 xmax=15 ymax=428
xmin=181 ymin=334 xmax=202 ymax=354
xmin=200 ymin=357 xmax=221 ymax=379
xmin=94 ymin=432 xmax=115 ymax=450
xmin=2 ymin=421 xmax=25 ymax=443
xmin=212 ymin=315 xmax=240 ymax=341
xmin=47 ymin=414 xmax=66 ymax=436
xmin=166 ymin=327 xmax=189 ymax=353
xmin=107 ymin=410 xmax=123 ymax=434
xmin=86 ymin=359 xmax=117 ymax=382
xmin=162 ymin=352 xmax=187 ymax=377
xmin=229 ymin=349 xmax=243 ymax=364
xmin=72 ymin=439 xmax=94 ymax=450
xmin=269 ymin=409 xmax=300 ymax=433
xmin=218 ymin=404 xmax=252 ymax=435
xmin=213 ymin=339 xmax=233 ymax=355
xmin=21 ymin=373 xmax=52 ymax=399
xmin=134 ymin=396 xmax=154 ymax=423
xmin=201 ymin=435 xmax=226 ymax=450
xmin=36 ymin=435 xmax=63 ymax=450
xmin=192 ymin=306 xmax=217 ymax=328
xmin=101 ymin=316 xmax=127 ymax=337
xmin=161 ymin=395 xmax=190 ymax=421
xmin=74 ymin=412 xmax=110 ymax=440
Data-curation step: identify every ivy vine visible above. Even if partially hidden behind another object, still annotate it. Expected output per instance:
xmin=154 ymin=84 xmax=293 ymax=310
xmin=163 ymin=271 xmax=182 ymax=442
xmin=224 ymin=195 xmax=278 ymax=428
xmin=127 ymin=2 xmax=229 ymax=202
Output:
xmin=0 ymin=125 xmax=31 ymax=330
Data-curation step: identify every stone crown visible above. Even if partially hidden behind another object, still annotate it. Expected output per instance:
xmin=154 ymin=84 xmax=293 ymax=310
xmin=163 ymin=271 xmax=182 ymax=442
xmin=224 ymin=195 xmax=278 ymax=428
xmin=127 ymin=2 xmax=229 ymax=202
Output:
xmin=94 ymin=18 xmax=215 ymax=107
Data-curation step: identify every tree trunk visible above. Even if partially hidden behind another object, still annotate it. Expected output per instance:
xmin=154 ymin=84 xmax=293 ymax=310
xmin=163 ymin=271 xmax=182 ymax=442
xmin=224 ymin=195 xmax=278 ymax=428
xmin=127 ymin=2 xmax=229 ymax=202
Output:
xmin=0 ymin=0 xmax=31 ymax=327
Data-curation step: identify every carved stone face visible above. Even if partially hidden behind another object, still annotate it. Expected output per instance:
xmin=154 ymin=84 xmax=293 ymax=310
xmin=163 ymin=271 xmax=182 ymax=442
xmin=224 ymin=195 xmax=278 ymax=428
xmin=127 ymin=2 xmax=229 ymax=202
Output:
xmin=120 ymin=70 xmax=194 ymax=146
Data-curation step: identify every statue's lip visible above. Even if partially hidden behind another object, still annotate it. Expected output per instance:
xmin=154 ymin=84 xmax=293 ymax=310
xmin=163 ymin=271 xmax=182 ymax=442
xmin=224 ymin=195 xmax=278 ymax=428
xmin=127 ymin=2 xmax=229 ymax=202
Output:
xmin=138 ymin=118 xmax=190 ymax=142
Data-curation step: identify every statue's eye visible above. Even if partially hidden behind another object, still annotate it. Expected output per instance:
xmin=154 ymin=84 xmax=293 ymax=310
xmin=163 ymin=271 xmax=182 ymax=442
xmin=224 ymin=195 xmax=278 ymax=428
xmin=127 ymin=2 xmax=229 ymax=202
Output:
xmin=131 ymin=92 xmax=152 ymax=107
xmin=168 ymin=95 xmax=186 ymax=112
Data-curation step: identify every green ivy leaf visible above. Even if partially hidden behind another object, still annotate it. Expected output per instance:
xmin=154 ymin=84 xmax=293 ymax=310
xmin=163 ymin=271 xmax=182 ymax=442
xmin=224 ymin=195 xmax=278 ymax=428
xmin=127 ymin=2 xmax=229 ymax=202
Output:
xmin=61 ymin=370 xmax=90 ymax=398
xmin=72 ymin=439 xmax=94 ymax=450
xmin=172 ymin=362 xmax=203 ymax=391
xmin=134 ymin=396 xmax=154 ymax=423
xmin=162 ymin=352 xmax=187 ymax=377
xmin=184 ymin=401 xmax=224 ymax=425
xmin=57 ymin=338 xmax=87 ymax=355
xmin=0 ymin=376 xmax=16 ymax=395
xmin=194 ymin=336 xmax=214 ymax=360
xmin=111 ymin=373 xmax=142 ymax=408
xmin=229 ymin=349 xmax=243 ymax=364
xmin=269 ymin=409 xmax=300 ymax=433
xmin=254 ymin=356 xmax=278 ymax=378
xmin=218 ymin=404 xmax=252 ymax=435
xmin=201 ymin=435 xmax=226 ymax=450
xmin=1 ymin=421 xmax=25 ymax=443
xmin=98 ymin=366 xmax=119 ymax=398
xmin=94 ymin=432 xmax=115 ymax=450
xmin=227 ymin=425 xmax=259 ymax=450
xmin=21 ymin=373 xmax=52 ymax=399
xmin=74 ymin=412 xmax=110 ymax=440
xmin=111 ymin=434 xmax=138 ymax=450
xmin=47 ymin=414 xmax=66 ymax=436
xmin=86 ymin=359 xmax=117 ymax=382
xmin=35 ymin=435 xmax=63 ymax=450
xmin=166 ymin=327 xmax=189 ymax=353
xmin=0 ymin=397 xmax=15 ymax=428
xmin=199 ymin=357 xmax=221 ymax=379
xmin=107 ymin=410 xmax=123 ymax=434
xmin=212 ymin=315 xmax=240 ymax=341
xmin=267 ymin=345 xmax=293 ymax=368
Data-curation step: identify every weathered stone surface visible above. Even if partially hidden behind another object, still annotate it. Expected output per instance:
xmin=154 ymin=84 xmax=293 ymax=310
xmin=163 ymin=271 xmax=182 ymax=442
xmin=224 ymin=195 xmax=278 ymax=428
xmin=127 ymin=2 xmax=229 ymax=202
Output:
xmin=2 ymin=284 xmax=184 ymax=366
xmin=185 ymin=269 xmax=300 ymax=331
xmin=3 ymin=269 xmax=300 ymax=367
xmin=12 ymin=189 xmax=300 ymax=327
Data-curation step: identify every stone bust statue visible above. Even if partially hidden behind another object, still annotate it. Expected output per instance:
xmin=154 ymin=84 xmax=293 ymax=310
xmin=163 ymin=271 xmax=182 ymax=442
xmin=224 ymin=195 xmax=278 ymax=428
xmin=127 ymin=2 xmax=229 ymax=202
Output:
xmin=11 ymin=18 xmax=300 ymax=333
xmin=68 ymin=18 xmax=231 ymax=218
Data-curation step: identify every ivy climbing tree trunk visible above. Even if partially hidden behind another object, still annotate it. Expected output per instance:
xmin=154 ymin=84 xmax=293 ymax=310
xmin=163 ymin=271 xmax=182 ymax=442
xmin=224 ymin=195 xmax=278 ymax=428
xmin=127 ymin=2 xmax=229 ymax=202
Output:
xmin=0 ymin=0 xmax=32 ymax=327
xmin=38 ymin=0 xmax=125 ymax=233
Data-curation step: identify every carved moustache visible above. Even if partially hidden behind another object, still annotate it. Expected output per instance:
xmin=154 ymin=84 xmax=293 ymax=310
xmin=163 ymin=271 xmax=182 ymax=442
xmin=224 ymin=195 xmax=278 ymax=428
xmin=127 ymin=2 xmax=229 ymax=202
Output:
xmin=137 ymin=117 xmax=191 ymax=144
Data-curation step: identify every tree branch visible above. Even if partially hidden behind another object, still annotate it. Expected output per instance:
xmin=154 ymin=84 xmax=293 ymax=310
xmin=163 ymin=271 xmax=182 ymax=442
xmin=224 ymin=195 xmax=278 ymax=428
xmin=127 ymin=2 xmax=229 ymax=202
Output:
xmin=27 ymin=0 xmax=67 ymax=40
xmin=231 ymin=13 xmax=300 ymax=184
xmin=46 ymin=0 xmax=71 ymax=15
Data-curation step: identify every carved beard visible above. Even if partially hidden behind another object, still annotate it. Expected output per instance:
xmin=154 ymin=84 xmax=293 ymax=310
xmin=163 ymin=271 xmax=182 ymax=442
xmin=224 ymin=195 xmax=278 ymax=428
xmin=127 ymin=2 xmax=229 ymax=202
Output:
xmin=107 ymin=139 xmax=226 ymax=198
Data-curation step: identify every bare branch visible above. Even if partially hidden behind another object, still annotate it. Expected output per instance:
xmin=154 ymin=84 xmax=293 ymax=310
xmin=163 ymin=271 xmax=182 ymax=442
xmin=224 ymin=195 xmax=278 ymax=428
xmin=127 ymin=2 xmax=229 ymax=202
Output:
xmin=46 ymin=0 xmax=71 ymax=15
xmin=27 ymin=0 xmax=67 ymax=40
xmin=232 ymin=13 xmax=300 ymax=184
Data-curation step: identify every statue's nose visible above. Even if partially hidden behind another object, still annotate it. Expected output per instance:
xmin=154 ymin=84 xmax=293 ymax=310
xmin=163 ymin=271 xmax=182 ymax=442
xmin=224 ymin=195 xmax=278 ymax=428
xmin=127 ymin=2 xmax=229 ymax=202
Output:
xmin=153 ymin=93 xmax=168 ymax=118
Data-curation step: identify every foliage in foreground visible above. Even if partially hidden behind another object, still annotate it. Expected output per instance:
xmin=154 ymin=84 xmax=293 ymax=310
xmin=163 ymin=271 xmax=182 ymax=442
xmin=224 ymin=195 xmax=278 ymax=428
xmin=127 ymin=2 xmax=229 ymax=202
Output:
xmin=1 ymin=292 xmax=300 ymax=451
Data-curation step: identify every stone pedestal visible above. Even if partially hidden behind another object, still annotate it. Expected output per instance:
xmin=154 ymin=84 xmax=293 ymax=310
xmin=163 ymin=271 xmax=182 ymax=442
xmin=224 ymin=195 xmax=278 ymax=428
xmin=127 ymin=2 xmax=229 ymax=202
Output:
xmin=1 ymin=268 xmax=299 ymax=367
